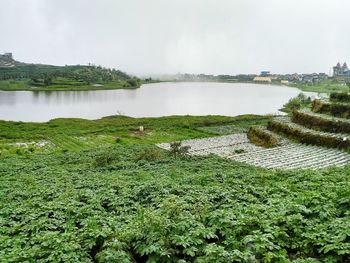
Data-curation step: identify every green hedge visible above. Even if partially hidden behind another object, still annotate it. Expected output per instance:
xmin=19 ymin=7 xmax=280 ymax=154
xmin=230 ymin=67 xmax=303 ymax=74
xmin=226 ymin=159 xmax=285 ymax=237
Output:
xmin=247 ymin=126 xmax=279 ymax=148
xmin=292 ymin=110 xmax=350 ymax=133
xmin=268 ymin=120 xmax=350 ymax=149
xmin=312 ymin=100 xmax=350 ymax=118
xmin=330 ymin=92 xmax=350 ymax=102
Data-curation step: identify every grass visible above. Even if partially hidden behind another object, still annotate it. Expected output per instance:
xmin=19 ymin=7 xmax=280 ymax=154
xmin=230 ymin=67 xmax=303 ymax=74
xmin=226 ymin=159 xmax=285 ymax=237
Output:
xmin=0 ymin=114 xmax=269 ymax=155
xmin=293 ymin=82 xmax=349 ymax=94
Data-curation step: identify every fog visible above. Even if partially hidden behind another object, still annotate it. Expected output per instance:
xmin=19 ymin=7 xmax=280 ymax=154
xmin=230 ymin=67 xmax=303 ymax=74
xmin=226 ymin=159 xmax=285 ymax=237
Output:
xmin=1 ymin=0 xmax=349 ymax=75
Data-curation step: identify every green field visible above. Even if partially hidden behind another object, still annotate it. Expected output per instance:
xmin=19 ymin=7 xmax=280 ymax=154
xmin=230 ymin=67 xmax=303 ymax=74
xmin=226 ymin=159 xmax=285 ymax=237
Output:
xmin=1 ymin=114 xmax=350 ymax=262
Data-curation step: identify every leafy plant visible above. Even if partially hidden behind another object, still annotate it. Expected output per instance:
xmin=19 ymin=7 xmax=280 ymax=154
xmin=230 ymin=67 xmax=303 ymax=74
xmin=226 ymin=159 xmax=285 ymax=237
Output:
xmin=135 ymin=147 xmax=164 ymax=162
xmin=94 ymin=151 xmax=119 ymax=167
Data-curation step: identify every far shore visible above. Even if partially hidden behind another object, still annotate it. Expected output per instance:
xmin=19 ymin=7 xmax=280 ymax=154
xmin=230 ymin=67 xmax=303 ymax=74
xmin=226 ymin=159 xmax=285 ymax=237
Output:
xmin=0 ymin=78 xmax=345 ymax=94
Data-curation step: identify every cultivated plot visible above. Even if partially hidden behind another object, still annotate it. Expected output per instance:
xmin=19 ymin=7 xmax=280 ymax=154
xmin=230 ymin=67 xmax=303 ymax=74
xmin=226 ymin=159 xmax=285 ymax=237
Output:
xmin=157 ymin=134 xmax=350 ymax=170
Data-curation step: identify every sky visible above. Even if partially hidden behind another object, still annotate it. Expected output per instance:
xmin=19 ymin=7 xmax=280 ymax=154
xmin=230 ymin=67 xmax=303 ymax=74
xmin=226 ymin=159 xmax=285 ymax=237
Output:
xmin=1 ymin=0 xmax=350 ymax=76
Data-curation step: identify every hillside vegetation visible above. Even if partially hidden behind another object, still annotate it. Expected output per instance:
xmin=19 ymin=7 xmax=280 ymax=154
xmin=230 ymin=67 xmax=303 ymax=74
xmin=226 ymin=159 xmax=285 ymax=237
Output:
xmin=0 ymin=64 xmax=143 ymax=91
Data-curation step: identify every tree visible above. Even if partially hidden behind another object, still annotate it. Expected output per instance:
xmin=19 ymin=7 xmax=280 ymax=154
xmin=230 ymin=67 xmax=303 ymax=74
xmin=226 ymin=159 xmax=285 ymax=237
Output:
xmin=169 ymin=141 xmax=190 ymax=158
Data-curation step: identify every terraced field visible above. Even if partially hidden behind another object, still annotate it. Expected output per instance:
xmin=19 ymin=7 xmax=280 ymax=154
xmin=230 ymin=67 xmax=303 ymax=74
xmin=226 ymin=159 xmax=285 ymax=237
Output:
xmin=159 ymin=96 xmax=350 ymax=170
xmin=157 ymin=133 xmax=350 ymax=170
xmin=230 ymin=143 xmax=350 ymax=170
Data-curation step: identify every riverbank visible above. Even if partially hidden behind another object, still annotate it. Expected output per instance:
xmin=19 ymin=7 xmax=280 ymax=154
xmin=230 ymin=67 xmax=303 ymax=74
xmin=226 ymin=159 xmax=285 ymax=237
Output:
xmin=0 ymin=79 xmax=160 ymax=91
xmin=1 ymin=78 xmax=343 ymax=94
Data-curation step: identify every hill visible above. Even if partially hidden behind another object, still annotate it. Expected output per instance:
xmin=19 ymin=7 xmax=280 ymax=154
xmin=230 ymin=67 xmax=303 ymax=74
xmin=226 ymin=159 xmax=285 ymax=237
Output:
xmin=0 ymin=53 xmax=143 ymax=91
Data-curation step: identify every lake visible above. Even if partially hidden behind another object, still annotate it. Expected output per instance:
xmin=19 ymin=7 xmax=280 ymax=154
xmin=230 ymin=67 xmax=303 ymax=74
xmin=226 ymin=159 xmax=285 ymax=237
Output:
xmin=0 ymin=82 xmax=316 ymax=122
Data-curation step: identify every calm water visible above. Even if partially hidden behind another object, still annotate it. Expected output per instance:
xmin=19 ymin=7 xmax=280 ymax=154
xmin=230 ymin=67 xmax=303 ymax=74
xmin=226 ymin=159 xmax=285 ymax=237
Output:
xmin=0 ymin=82 xmax=315 ymax=122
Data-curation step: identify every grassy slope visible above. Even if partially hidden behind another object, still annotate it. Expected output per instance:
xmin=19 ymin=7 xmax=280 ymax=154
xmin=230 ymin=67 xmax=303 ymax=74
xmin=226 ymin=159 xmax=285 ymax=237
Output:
xmin=0 ymin=115 xmax=268 ymax=153
xmin=1 ymin=115 xmax=350 ymax=262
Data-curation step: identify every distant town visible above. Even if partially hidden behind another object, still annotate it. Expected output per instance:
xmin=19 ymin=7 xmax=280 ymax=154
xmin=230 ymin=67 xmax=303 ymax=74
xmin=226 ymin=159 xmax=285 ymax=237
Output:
xmin=1 ymin=52 xmax=350 ymax=86
xmin=158 ymin=61 xmax=350 ymax=85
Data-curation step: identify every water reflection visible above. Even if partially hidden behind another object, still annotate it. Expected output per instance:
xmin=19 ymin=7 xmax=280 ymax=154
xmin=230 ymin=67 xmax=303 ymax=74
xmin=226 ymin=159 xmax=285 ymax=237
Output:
xmin=0 ymin=82 xmax=316 ymax=122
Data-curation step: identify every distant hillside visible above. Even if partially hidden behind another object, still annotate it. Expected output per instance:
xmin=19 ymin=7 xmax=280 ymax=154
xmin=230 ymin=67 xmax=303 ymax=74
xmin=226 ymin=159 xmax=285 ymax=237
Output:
xmin=0 ymin=53 xmax=142 ymax=90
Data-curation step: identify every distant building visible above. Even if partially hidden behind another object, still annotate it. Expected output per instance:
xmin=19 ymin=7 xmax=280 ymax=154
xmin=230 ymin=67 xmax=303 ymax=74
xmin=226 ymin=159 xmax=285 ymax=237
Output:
xmin=333 ymin=62 xmax=350 ymax=78
xmin=4 ymin=52 xmax=12 ymax=59
xmin=253 ymin=76 xmax=271 ymax=83
xmin=281 ymin=80 xmax=289 ymax=85
xmin=318 ymin=73 xmax=328 ymax=81
xmin=302 ymin=75 xmax=314 ymax=83
xmin=260 ymin=71 xmax=271 ymax=77
xmin=0 ymin=52 xmax=15 ymax=68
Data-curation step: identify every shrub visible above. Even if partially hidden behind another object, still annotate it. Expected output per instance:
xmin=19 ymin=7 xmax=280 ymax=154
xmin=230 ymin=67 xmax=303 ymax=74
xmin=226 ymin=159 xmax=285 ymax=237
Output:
xmin=94 ymin=152 xmax=119 ymax=167
xmin=169 ymin=141 xmax=190 ymax=158
xmin=135 ymin=147 xmax=164 ymax=162
xmin=247 ymin=126 xmax=279 ymax=148
xmin=126 ymin=78 xmax=140 ymax=87
xmin=281 ymin=93 xmax=311 ymax=113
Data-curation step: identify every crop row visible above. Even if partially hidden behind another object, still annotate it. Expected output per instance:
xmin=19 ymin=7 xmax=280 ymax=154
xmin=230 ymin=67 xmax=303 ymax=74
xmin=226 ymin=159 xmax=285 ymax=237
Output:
xmin=158 ymin=133 xmax=350 ymax=169
xmin=312 ymin=99 xmax=350 ymax=118
xmin=268 ymin=117 xmax=350 ymax=149
xmin=247 ymin=126 xmax=281 ymax=148
xmin=230 ymin=143 xmax=350 ymax=170
xmin=292 ymin=109 xmax=350 ymax=134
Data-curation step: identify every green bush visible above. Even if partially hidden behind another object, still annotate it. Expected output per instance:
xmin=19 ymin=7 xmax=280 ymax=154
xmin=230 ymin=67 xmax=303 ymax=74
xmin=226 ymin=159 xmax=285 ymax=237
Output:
xmin=135 ymin=147 xmax=164 ymax=162
xmin=281 ymin=93 xmax=311 ymax=113
xmin=169 ymin=141 xmax=190 ymax=158
xmin=247 ymin=126 xmax=279 ymax=148
xmin=94 ymin=152 xmax=119 ymax=167
xmin=126 ymin=78 xmax=140 ymax=87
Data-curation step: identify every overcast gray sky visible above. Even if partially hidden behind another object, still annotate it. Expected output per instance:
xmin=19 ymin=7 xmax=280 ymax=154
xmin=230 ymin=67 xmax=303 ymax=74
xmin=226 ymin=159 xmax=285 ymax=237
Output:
xmin=1 ymin=0 xmax=349 ymax=75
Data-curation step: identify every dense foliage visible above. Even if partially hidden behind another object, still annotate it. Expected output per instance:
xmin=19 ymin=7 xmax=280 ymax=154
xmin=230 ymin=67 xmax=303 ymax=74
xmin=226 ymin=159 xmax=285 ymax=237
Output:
xmin=1 ymin=144 xmax=350 ymax=262
xmin=281 ymin=93 xmax=311 ymax=113
xmin=1 ymin=115 xmax=350 ymax=262
xmin=0 ymin=64 xmax=141 ymax=91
